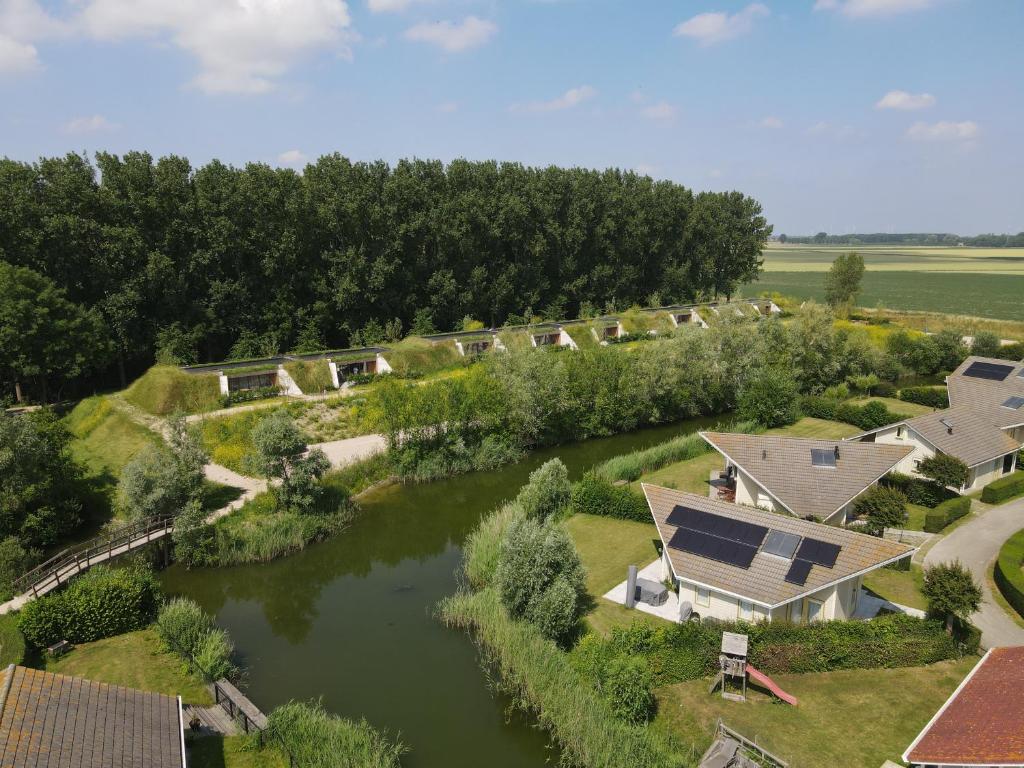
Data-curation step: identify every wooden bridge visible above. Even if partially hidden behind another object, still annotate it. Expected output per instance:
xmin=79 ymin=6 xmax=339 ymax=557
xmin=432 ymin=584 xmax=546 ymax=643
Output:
xmin=1 ymin=514 xmax=175 ymax=613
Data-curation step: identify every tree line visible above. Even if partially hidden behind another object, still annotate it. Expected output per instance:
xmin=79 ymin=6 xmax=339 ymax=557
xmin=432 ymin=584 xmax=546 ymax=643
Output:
xmin=778 ymin=231 xmax=1024 ymax=247
xmin=0 ymin=152 xmax=770 ymax=403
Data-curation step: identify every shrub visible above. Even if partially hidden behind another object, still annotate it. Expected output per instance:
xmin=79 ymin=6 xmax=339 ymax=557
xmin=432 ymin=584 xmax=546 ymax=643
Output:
xmin=172 ymin=499 xmax=215 ymax=567
xmin=873 ymin=381 xmax=897 ymax=398
xmin=603 ymin=655 xmax=656 ymax=724
xmin=266 ymin=700 xmax=406 ymax=768
xmin=570 ymin=473 xmax=650 ymax=521
xmin=994 ymin=528 xmax=1024 ymax=619
xmin=981 ymin=471 xmax=1024 ymax=504
xmin=18 ymin=565 xmax=161 ymax=647
xmin=883 ymin=473 xmax=958 ymax=507
xmin=971 ymin=331 xmax=1002 ymax=358
xmin=923 ymin=496 xmax=972 ymax=533
xmin=193 ymin=628 xmax=237 ymax=681
xmin=221 ymin=385 xmax=282 ymax=408
xmin=516 ymin=459 xmax=571 ymax=520
xmin=833 ymin=399 xmax=905 ymax=431
xmin=463 ymin=502 xmax=524 ymax=589
xmin=919 ymin=454 xmax=970 ymax=491
xmin=922 ymin=561 xmax=982 ymax=627
xmin=853 ymin=485 xmax=908 ymax=535
xmin=247 ymin=411 xmax=331 ymax=513
xmin=898 ymin=386 xmax=949 ymax=409
xmin=737 ymin=367 xmax=800 ymax=428
xmin=156 ymin=598 xmax=213 ymax=657
xmin=800 ymin=395 xmax=839 ymax=421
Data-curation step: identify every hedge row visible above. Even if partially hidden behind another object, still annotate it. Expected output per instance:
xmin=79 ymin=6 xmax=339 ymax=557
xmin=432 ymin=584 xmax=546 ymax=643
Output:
xmin=800 ymin=396 xmax=908 ymax=431
xmin=588 ymin=613 xmax=977 ymax=687
xmin=898 ymin=386 xmax=949 ymax=409
xmin=981 ymin=471 xmax=1024 ymax=504
xmin=994 ymin=527 xmax=1024 ymax=620
xmin=570 ymin=473 xmax=650 ymax=521
xmin=883 ymin=473 xmax=958 ymax=508
xmin=18 ymin=565 xmax=161 ymax=648
xmin=924 ymin=496 xmax=972 ymax=533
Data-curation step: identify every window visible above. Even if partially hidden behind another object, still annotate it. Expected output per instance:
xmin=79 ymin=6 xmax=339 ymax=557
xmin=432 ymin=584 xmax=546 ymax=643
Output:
xmin=695 ymin=586 xmax=710 ymax=607
xmin=789 ymin=600 xmax=803 ymax=622
xmin=896 ymin=426 xmax=906 ymax=440
xmin=804 ymin=598 xmax=824 ymax=623
xmin=738 ymin=601 xmax=754 ymax=621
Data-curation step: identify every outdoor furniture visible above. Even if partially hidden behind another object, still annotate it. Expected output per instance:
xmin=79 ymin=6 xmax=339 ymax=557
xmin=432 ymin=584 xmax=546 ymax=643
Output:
xmin=634 ymin=578 xmax=669 ymax=607
xmin=45 ymin=640 xmax=71 ymax=658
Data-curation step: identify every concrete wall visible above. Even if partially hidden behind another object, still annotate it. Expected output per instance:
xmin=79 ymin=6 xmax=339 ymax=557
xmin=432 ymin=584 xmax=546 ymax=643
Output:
xmin=276 ymin=366 xmax=303 ymax=396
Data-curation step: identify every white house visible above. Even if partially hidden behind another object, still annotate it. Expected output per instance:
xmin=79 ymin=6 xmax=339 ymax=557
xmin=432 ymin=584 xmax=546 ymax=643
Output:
xmin=530 ymin=324 xmax=577 ymax=349
xmin=643 ymin=485 xmax=915 ymax=624
xmin=701 ymin=432 xmax=913 ymax=525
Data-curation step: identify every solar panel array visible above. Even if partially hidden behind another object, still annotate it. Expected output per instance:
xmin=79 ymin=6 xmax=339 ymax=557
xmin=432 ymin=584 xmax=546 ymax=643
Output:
xmin=668 ymin=528 xmax=758 ymax=569
xmin=962 ymin=361 xmax=1014 ymax=381
xmin=1002 ymin=395 xmax=1024 ymax=410
xmin=666 ymin=505 xmax=768 ymax=569
xmin=784 ymin=559 xmax=812 ymax=585
xmin=795 ymin=538 xmax=841 ymax=568
xmin=811 ymin=448 xmax=837 ymax=468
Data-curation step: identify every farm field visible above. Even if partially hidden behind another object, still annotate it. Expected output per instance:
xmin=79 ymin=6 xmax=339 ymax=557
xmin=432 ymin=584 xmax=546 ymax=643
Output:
xmin=761 ymin=244 xmax=1024 ymax=274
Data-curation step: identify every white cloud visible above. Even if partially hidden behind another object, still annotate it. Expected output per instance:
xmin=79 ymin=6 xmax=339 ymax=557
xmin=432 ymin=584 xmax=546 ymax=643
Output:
xmin=78 ymin=0 xmax=354 ymax=94
xmin=403 ymin=16 xmax=497 ymax=52
xmin=277 ymin=149 xmax=308 ymax=166
xmin=641 ymin=101 xmax=676 ymax=121
xmin=62 ymin=114 xmax=119 ymax=133
xmin=906 ymin=120 xmax=979 ymax=141
xmin=367 ymin=0 xmax=419 ymax=11
xmin=805 ymin=120 xmax=857 ymax=139
xmin=0 ymin=0 xmax=70 ymax=73
xmin=760 ymin=115 xmax=783 ymax=128
xmin=815 ymin=0 xmax=935 ymax=18
xmin=0 ymin=34 xmax=39 ymax=72
xmin=875 ymin=90 xmax=935 ymax=110
xmin=673 ymin=3 xmax=768 ymax=46
xmin=436 ymin=101 xmax=458 ymax=113
xmin=514 ymin=85 xmax=596 ymax=113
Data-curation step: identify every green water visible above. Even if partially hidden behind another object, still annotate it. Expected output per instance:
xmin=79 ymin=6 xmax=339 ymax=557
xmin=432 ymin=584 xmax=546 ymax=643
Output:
xmin=162 ymin=416 xmax=719 ymax=767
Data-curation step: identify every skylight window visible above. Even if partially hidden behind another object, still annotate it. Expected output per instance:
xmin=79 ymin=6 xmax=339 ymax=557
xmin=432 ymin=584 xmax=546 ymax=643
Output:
xmin=1002 ymin=396 xmax=1024 ymax=410
xmin=811 ymin=448 xmax=837 ymax=468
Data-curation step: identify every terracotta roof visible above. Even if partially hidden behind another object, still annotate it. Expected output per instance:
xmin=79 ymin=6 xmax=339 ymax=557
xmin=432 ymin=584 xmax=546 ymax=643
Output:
xmin=904 ymin=646 xmax=1024 ymax=766
xmin=0 ymin=665 xmax=184 ymax=768
xmin=902 ymin=405 xmax=1021 ymax=467
xmin=700 ymin=432 xmax=913 ymax=519
xmin=642 ymin=485 xmax=914 ymax=607
xmin=947 ymin=355 xmax=1024 ymax=430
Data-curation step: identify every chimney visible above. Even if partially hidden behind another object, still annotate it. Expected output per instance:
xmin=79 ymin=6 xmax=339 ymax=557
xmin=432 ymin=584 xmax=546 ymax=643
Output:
xmin=834 ymin=445 xmax=840 ymax=461
xmin=762 ymin=449 xmax=767 ymax=461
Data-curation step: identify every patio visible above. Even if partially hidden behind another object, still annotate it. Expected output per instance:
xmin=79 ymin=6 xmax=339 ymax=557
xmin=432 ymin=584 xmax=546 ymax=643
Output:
xmin=602 ymin=558 xmax=680 ymax=622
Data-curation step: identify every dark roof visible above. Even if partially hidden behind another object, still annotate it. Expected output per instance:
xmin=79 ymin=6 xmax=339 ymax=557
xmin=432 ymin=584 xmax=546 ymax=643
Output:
xmin=0 ymin=665 xmax=184 ymax=768
xmin=701 ymin=432 xmax=912 ymax=519
xmin=904 ymin=646 xmax=1024 ymax=766
xmin=643 ymin=486 xmax=913 ymax=607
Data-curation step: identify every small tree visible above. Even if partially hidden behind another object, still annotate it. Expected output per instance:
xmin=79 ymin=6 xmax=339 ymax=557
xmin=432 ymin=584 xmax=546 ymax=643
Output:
xmin=737 ymin=367 xmax=800 ymax=428
xmin=971 ymin=330 xmax=1002 ymax=358
xmin=515 ymin=458 xmax=571 ymax=520
xmin=247 ymin=410 xmax=330 ymax=513
xmin=846 ymin=373 xmax=880 ymax=395
xmin=918 ymin=454 xmax=970 ymax=491
xmin=824 ymin=251 xmax=865 ymax=314
xmin=117 ymin=415 xmax=207 ymax=521
xmin=853 ymin=485 xmax=908 ymax=535
xmin=922 ymin=561 xmax=981 ymax=632
xmin=171 ymin=500 xmax=214 ymax=568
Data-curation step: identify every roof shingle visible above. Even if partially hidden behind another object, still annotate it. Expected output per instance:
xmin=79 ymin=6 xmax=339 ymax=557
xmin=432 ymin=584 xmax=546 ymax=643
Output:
xmin=902 ymin=405 xmax=1020 ymax=467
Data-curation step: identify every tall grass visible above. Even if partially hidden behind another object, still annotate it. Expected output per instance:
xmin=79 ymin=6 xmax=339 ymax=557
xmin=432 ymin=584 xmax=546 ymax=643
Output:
xmin=382 ymin=337 xmax=462 ymax=377
xmin=266 ymin=701 xmax=406 ymax=768
xmin=439 ymin=589 xmax=688 ymax=768
xmin=124 ymin=365 xmax=223 ymax=415
xmin=156 ymin=597 xmax=237 ymax=682
xmin=283 ymin=360 xmax=334 ymax=394
xmin=0 ymin=613 xmax=25 ymax=667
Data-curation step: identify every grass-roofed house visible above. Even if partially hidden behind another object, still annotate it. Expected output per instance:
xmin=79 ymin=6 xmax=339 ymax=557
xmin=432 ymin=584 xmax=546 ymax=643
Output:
xmin=700 ymin=432 xmax=913 ymax=525
xmin=640 ymin=486 xmax=914 ymax=623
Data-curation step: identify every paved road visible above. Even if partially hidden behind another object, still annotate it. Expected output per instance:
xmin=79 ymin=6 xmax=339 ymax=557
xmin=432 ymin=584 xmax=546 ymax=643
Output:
xmin=924 ymin=496 xmax=1024 ymax=649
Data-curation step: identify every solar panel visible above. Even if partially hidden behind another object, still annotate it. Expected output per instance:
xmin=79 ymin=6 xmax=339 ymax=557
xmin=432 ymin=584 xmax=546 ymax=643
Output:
xmin=811 ymin=448 xmax=837 ymax=468
xmin=762 ymin=529 xmax=801 ymax=559
xmin=667 ymin=505 xmax=768 ymax=547
xmin=1002 ymin=396 xmax=1024 ymax=410
xmin=784 ymin=559 xmax=813 ymax=586
xmin=668 ymin=528 xmax=758 ymax=569
xmin=962 ymin=361 xmax=1014 ymax=381
xmin=794 ymin=538 xmax=841 ymax=568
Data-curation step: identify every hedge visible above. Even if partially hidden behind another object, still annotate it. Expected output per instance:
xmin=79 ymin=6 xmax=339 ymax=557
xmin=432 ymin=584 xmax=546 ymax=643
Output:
xmin=883 ymin=473 xmax=958 ymax=508
xmin=590 ymin=612 xmax=976 ymax=687
xmin=898 ymin=386 xmax=949 ymax=409
xmin=994 ymin=527 xmax=1024 ymax=620
xmin=924 ymin=496 xmax=972 ymax=533
xmin=18 ymin=565 xmax=161 ymax=648
xmin=800 ymin=396 xmax=908 ymax=431
xmin=570 ymin=473 xmax=650 ymax=521
xmin=981 ymin=471 xmax=1024 ymax=504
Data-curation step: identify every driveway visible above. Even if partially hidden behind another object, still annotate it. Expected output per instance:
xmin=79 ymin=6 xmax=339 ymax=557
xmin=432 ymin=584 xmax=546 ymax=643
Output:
xmin=924 ymin=496 xmax=1024 ymax=649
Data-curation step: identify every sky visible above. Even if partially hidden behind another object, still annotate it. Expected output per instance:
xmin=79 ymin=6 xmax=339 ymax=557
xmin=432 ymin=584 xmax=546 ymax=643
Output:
xmin=1 ymin=0 xmax=1022 ymax=235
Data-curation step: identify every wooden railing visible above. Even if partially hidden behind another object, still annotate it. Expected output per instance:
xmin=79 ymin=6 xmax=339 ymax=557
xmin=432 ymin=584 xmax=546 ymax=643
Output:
xmin=12 ymin=514 xmax=174 ymax=598
xmin=213 ymin=679 xmax=269 ymax=744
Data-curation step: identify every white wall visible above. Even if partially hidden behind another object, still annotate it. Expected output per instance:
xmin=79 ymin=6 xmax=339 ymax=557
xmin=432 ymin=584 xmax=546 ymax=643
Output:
xmin=733 ymin=467 xmax=776 ymax=512
xmin=869 ymin=425 xmax=935 ymax=475
xmin=276 ymin=366 xmax=303 ymax=396
xmin=677 ymin=577 xmax=769 ymax=623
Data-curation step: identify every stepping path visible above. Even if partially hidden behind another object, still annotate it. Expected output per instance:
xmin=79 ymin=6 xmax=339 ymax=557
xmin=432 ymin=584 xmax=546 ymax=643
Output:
xmin=924 ymin=496 xmax=1024 ymax=649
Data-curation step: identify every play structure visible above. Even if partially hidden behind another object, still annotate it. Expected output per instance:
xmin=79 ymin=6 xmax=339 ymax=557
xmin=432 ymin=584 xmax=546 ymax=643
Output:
xmin=708 ymin=632 xmax=798 ymax=706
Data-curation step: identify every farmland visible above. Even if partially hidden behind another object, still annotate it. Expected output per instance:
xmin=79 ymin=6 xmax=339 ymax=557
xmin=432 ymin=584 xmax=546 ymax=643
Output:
xmin=760 ymin=244 xmax=1024 ymax=274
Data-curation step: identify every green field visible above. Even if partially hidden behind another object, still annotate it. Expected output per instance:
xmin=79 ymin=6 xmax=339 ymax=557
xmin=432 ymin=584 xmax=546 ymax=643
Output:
xmin=763 ymin=244 xmax=1024 ymax=274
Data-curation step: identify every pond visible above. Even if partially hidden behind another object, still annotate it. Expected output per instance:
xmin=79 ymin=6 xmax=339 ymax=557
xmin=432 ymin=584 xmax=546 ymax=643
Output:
xmin=162 ymin=415 xmax=722 ymax=767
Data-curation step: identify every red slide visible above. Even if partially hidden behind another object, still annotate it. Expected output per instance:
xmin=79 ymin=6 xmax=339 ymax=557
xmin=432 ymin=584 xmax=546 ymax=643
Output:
xmin=746 ymin=664 xmax=798 ymax=706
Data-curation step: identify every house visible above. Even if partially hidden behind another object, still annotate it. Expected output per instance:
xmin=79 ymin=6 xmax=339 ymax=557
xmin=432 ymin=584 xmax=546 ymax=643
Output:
xmin=642 ymin=485 xmax=915 ymax=623
xmin=946 ymin=355 xmax=1024 ymax=442
xmin=591 ymin=318 xmax=625 ymax=343
xmin=329 ymin=348 xmax=392 ymax=386
xmin=530 ymin=324 xmax=577 ymax=349
xmin=700 ymin=432 xmax=913 ymax=525
xmin=0 ymin=664 xmax=186 ymax=767
xmin=850 ymin=406 xmax=1020 ymax=493
xmin=664 ymin=306 xmax=709 ymax=329
xmin=902 ymin=646 xmax=1024 ymax=768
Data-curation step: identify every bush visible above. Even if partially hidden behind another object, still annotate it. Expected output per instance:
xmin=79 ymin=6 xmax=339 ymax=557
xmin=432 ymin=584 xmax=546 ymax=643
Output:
xmin=737 ymin=367 xmax=800 ymax=428
xmin=193 ymin=628 xmax=237 ymax=681
xmin=516 ymin=459 xmax=571 ymax=520
xmin=873 ymin=381 xmax=897 ymax=397
xmin=918 ymin=454 xmax=970 ymax=490
xmin=971 ymin=331 xmax=1002 ymax=358
xmin=220 ymin=385 xmax=281 ymax=408
xmin=923 ymin=496 xmax=972 ymax=533
xmin=157 ymin=597 xmax=237 ymax=682
xmin=18 ymin=565 xmax=161 ymax=647
xmin=801 ymin=396 xmax=908 ymax=431
xmin=853 ymin=485 xmax=908 ymax=535
xmin=602 ymin=655 xmax=656 ymax=724
xmin=922 ymin=561 xmax=982 ymax=625
xmin=267 ymin=701 xmax=406 ymax=768
xmin=883 ymin=473 xmax=958 ymax=507
xmin=898 ymin=386 xmax=949 ymax=409
xmin=981 ymin=471 xmax=1024 ymax=504
xmin=570 ymin=473 xmax=650 ymax=521
xmin=463 ymin=502 xmax=524 ymax=589
xmin=994 ymin=528 xmax=1024 ymax=619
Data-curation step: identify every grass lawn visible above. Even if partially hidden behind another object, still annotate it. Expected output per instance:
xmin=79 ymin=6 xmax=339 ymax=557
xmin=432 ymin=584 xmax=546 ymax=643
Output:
xmin=905 ymin=503 xmax=931 ymax=531
xmin=188 ymin=735 xmax=290 ymax=768
xmin=849 ymin=396 xmax=936 ymax=417
xmin=656 ymin=658 xmax=978 ymax=768
xmin=40 ymin=628 xmax=212 ymax=705
xmin=65 ymin=395 xmax=164 ymax=477
xmin=766 ymin=417 xmax=860 ymax=439
xmin=862 ymin=564 xmax=927 ymax=610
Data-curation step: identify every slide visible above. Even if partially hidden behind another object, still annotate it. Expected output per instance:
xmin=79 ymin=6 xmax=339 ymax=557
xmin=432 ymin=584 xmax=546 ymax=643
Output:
xmin=746 ymin=665 xmax=798 ymax=706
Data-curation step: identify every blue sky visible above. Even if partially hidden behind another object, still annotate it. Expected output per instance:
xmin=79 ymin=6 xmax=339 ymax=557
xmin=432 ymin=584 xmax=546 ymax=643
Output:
xmin=1 ymin=0 xmax=1021 ymax=234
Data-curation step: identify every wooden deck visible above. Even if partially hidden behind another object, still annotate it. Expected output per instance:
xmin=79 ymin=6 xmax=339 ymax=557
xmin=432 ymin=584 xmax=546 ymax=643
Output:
xmin=184 ymin=703 xmax=240 ymax=737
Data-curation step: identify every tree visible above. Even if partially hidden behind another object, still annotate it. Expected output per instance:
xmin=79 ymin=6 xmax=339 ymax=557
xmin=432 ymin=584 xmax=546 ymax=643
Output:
xmin=932 ymin=329 xmax=968 ymax=371
xmin=918 ymin=454 xmax=970 ymax=491
xmin=737 ymin=367 xmax=800 ymax=428
xmin=922 ymin=561 xmax=981 ymax=632
xmin=824 ymin=252 xmax=865 ymax=312
xmin=247 ymin=410 xmax=330 ymax=513
xmin=115 ymin=415 xmax=206 ymax=521
xmin=689 ymin=191 xmax=771 ymax=300
xmin=853 ymin=485 xmax=908 ymax=535
xmin=515 ymin=459 xmax=571 ymax=520
xmin=171 ymin=499 xmax=214 ymax=568
xmin=971 ymin=331 xmax=1002 ymax=358
xmin=0 ymin=262 xmax=109 ymax=402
